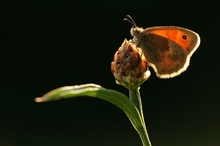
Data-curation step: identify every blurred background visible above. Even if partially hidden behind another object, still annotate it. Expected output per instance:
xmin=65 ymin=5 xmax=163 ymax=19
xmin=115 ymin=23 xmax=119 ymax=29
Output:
xmin=2 ymin=0 xmax=219 ymax=146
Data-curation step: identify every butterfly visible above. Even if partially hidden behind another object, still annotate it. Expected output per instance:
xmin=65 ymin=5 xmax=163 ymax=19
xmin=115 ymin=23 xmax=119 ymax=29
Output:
xmin=124 ymin=15 xmax=201 ymax=78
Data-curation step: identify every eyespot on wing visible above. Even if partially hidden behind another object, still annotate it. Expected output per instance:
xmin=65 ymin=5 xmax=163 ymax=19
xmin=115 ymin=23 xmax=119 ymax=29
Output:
xmin=144 ymin=26 xmax=200 ymax=53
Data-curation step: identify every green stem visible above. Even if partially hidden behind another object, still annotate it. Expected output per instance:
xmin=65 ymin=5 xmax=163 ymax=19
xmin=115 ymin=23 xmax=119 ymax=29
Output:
xmin=129 ymin=88 xmax=152 ymax=146
xmin=129 ymin=88 xmax=144 ymax=120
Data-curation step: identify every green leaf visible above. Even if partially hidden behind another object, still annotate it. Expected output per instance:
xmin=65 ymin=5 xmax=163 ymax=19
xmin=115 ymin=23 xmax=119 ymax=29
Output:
xmin=35 ymin=83 xmax=151 ymax=146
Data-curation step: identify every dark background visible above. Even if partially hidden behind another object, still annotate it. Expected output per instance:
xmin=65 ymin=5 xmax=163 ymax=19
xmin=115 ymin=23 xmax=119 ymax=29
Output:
xmin=2 ymin=0 xmax=220 ymax=146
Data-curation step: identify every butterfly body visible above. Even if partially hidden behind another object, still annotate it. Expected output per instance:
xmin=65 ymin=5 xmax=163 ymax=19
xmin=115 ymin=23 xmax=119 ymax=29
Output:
xmin=130 ymin=26 xmax=201 ymax=78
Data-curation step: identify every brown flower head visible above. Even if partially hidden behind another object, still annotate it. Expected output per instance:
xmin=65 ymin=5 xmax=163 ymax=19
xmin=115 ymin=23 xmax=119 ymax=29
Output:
xmin=111 ymin=39 xmax=151 ymax=90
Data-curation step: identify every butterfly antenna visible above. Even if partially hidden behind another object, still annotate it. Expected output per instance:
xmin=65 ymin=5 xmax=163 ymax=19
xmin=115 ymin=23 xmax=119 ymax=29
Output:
xmin=123 ymin=15 xmax=137 ymax=28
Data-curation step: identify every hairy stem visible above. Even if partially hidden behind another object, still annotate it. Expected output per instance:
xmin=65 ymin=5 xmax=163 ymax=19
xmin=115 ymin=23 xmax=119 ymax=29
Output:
xmin=129 ymin=88 xmax=152 ymax=146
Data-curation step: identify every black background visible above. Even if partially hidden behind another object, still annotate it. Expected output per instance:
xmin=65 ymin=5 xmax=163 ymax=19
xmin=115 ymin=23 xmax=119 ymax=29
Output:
xmin=2 ymin=0 xmax=220 ymax=146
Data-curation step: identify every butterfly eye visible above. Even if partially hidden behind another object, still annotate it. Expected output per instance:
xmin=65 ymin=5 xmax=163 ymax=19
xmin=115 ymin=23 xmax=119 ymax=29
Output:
xmin=182 ymin=34 xmax=187 ymax=40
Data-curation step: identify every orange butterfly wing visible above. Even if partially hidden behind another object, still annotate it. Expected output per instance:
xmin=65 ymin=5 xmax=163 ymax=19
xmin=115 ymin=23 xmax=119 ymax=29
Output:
xmin=145 ymin=26 xmax=200 ymax=53
xmin=132 ymin=26 xmax=200 ymax=78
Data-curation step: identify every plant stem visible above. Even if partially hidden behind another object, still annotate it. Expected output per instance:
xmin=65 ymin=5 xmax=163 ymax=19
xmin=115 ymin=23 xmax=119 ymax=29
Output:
xmin=129 ymin=88 xmax=152 ymax=146
xmin=129 ymin=88 xmax=144 ymax=120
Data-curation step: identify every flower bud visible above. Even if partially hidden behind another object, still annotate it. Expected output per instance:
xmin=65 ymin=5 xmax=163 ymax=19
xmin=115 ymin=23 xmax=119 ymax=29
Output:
xmin=111 ymin=39 xmax=151 ymax=90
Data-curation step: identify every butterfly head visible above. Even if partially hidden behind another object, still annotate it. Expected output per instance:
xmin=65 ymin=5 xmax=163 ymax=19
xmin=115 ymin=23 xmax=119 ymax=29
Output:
xmin=124 ymin=15 xmax=144 ymax=42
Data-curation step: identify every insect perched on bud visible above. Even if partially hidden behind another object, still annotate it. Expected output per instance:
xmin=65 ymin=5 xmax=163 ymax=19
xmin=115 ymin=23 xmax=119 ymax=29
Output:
xmin=123 ymin=15 xmax=200 ymax=78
